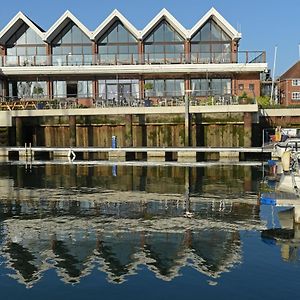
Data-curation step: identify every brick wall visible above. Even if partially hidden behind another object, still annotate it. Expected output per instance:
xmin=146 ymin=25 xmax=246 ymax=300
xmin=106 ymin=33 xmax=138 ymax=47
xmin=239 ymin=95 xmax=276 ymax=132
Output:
xmin=279 ymin=79 xmax=300 ymax=106
xmin=233 ymin=73 xmax=261 ymax=98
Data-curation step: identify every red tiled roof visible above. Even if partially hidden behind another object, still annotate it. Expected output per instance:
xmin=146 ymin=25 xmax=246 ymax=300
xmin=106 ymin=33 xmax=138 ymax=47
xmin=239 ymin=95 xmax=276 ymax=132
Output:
xmin=281 ymin=61 xmax=300 ymax=79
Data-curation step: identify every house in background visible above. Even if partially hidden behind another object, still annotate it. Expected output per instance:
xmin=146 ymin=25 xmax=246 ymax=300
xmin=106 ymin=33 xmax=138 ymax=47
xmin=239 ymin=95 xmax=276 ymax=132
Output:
xmin=279 ymin=61 xmax=300 ymax=106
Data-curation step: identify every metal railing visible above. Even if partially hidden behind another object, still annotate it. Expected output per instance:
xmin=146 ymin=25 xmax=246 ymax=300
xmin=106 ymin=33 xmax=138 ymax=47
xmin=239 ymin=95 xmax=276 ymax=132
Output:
xmin=0 ymin=91 xmax=257 ymax=111
xmin=0 ymin=51 xmax=266 ymax=67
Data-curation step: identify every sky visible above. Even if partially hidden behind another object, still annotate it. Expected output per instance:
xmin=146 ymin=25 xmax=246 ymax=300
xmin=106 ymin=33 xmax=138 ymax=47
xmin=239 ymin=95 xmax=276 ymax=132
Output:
xmin=0 ymin=0 xmax=299 ymax=76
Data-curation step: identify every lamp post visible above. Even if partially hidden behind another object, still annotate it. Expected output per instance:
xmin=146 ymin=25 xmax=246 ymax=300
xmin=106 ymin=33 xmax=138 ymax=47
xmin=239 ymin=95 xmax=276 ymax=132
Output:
xmin=184 ymin=89 xmax=192 ymax=147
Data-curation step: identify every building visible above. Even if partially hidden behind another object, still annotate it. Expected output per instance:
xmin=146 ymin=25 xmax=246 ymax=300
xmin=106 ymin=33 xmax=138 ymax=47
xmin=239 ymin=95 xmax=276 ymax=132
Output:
xmin=279 ymin=61 xmax=300 ymax=106
xmin=0 ymin=7 xmax=266 ymax=104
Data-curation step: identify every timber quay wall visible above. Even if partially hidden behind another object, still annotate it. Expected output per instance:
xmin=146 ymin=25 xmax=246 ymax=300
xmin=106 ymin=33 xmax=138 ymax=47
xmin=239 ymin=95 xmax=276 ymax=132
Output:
xmin=0 ymin=105 xmax=296 ymax=161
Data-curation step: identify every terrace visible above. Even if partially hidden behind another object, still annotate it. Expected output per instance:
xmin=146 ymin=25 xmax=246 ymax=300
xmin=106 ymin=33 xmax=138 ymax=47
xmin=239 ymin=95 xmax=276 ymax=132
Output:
xmin=0 ymin=92 xmax=256 ymax=111
xmin=0 ymin=51 xmax=266 ymax=67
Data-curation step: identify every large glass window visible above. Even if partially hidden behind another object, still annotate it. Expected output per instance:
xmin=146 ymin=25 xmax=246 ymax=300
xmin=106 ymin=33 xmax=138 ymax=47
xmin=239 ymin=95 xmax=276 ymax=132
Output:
xmin=5 ymin=23 xmax=46 ymax=66
xmin=144 ymin=79 xmax=184 ymax=97
xmin=78 ymin=81 xmax=93 ymax=98
xmin=8 ymin=81 xmax=48 ymax=99
xmin=52 ymin=22 xmax=92 ymax=66
xmin=53 ymin=80 xmax=92 ymax=98
xmin=98 ymin=79 xmax=139 ymax=100
xmin=191 ymin=78 xmax=231 ymax=96
xmin=97 ymin=21 xmax=138 ymax=65
xmin=144 ymin=20 xmax=184 ymax=64
xmin=191 ymin=19 xmax=231 ymax=63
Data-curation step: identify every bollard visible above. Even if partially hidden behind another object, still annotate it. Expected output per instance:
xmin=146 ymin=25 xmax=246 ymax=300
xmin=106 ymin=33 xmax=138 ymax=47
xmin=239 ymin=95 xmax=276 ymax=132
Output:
xmin=112 ymin=136 xmax=117 ymax=148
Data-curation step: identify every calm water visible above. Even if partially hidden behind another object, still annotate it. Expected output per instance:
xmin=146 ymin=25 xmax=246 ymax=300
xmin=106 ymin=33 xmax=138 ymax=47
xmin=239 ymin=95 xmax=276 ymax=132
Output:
xmin=0 ymin=161 xmax=299 ymax=299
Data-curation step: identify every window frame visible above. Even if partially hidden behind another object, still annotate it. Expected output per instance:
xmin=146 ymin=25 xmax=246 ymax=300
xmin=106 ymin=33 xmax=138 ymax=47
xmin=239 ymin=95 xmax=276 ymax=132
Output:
xmin=143 ymin=20 xmax=185 ymax=63
xmin=51 ymin=21 xmax=93 ymax=56
xmin=292 ymin=79 xmax=300 ymax=86
xmin=190 ymin=18 xmax=232 ymax=63
xmin=97 ymin=21 xmax=138 ymax=64
xmin=292 ymin=92 xmax=300 ymax=100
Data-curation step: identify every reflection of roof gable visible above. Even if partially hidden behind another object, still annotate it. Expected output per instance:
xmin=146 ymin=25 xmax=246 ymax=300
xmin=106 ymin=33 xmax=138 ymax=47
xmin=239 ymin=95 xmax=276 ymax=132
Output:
xmin=141 ymin=8 xmax=187 ymax=40
xmin=189 ymin=7 xmax=241 ymax=40
xmin=44 ymin=10 xmax=91 ymax=42
xmin=280 ymin=61 xmax=300 ymax=79
xmin=92 ymin=9 xmax=139 ymax=41
xmin=0 ymin=11 xmax=45 ymax=45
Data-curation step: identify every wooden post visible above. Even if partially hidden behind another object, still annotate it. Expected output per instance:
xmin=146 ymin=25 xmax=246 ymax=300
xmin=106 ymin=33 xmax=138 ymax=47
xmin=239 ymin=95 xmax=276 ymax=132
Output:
xmin=124 ymin=115 xmax=133 ymax=147
xmin=244 ymin=112 xmax=252 ymax=147
xmin=139 ymin=114 xmax=147 ymax=147
xmin=15 ymin=117 xmax=23 ymax=146
xmin=69 ymin=116 xmax=76 ymax=147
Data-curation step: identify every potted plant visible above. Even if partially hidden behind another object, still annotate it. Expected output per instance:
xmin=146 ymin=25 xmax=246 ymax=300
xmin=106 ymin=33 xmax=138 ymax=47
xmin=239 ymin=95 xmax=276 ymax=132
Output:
xmin=33 ymin=86 xmax=44 ymax=98
xmin=238 ymin=92 xmax=249 ymax=104
xmin=144 ymin=82 xmax=153 ymax=97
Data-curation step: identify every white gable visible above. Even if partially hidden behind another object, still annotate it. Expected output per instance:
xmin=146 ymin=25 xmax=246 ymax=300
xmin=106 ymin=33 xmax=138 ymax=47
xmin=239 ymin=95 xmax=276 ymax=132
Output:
xmin=0 ymin=12 xmax=45 ymax=45
xmin=189 ymin=7 xmax=241 ymax=40
xmin=141 ymin=8 xmax=187 ymax=40
xmin=92 ymin=9 xmax=140 ymax=41
xmin=44 ymin=10 xmax=92 ymax=42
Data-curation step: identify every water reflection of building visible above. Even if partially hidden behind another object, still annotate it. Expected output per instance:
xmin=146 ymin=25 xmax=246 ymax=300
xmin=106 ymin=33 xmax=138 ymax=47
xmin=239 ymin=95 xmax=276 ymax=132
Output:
xmin=0 ymin=163 xmax=260 ymax=197
xmin=0 ymin=196 xmax=264 ymax=288
xmin=0 ymin=163 xmax=264 ymax=286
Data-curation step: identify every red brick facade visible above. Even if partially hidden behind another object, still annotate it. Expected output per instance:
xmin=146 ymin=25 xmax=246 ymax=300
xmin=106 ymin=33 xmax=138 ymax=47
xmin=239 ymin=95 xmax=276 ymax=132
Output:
xmin=279 ymin=61 xmax=300 ymax=106
xmin=233 ymin=73 xmax=261 ymax=98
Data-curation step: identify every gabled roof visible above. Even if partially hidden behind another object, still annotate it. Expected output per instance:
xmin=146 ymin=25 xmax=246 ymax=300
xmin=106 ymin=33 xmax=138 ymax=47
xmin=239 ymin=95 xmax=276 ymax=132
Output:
xmin=44 ymin=10 xmax=92 ymax=42
xmin=92 ymin=9 xmax=140 ymax=41
xmin=188 ymin=7 xmax=241 ymax=40
xmin=0 ymin=12 xmax=45 ymax=45
xmin=140 ymin=8 xmax=187 ymax=40
xmin=280 ymin=61 xmax=300 ymax=79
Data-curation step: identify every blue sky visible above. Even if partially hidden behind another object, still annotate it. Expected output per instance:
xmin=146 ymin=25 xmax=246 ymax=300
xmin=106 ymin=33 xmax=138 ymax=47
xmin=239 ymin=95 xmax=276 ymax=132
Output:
xmin=0 ymin=0 xmax=298 ymax=76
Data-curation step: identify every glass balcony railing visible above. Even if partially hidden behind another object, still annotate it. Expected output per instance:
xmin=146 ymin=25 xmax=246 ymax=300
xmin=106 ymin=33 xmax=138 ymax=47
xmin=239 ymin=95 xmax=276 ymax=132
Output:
xmin=52 ymin=54 xmax=94 ymax=66
xmin=97 ymin=53 xmax=139 ymax=65
xmin=1 ymin=55 xmax=49 ymax=67
xmin=190 ymin=52 xmax=231 ymax=64
xmin=143 ymin=53 xmax=186 ymax=64
xmin=0 ymin=51 xmax=266 ymax=67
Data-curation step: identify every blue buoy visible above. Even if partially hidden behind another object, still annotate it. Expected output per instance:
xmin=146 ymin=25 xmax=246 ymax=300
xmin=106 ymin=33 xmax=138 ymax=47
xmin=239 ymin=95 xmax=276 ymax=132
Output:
xmin=268 ymin=160 xmax=277 ymax=166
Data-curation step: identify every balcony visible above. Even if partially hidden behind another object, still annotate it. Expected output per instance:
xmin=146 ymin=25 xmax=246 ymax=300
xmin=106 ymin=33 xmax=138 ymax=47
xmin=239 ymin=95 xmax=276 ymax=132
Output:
xmin=0 ymin=92 xmax=257 ymax=112
xmin=0 ymin=51 xmax=266 ymax=67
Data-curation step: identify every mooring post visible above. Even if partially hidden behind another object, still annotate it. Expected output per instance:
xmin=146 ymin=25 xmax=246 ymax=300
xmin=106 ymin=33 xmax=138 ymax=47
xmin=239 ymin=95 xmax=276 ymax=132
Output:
xmin=69 ymin=116 xmax=76 ymax=147
xmin=16 ymin=117 xmax=23 ymax=146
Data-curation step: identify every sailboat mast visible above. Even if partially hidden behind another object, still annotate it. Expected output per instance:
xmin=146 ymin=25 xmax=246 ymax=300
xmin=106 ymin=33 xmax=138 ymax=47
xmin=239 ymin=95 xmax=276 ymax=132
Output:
xmin=270 ymin=46 xmax=277 ymax=105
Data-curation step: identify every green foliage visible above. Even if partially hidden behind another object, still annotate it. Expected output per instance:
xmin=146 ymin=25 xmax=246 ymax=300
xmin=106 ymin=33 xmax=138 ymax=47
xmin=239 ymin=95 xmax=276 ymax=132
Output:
xmin=257 ymin=96 xmax=271 ymax=107
xmin=33 ymin=86 xmax=44 ymax=95
xmin=238 ymin=92 xmax=256 ymax=104
xmin=239 ymin=91 xmax=248 ymax=99
xmin=144 ymin=82 xmax=153 ymax=90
